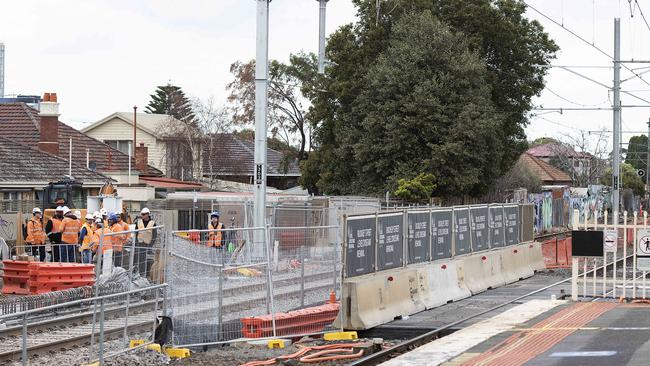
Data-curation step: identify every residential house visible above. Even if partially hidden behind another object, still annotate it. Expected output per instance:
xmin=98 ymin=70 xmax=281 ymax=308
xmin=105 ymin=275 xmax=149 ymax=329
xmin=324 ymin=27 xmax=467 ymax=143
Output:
xmin=202 ymin=134 xmax=301 ymax=190
xmin=81 ymin=112 xmax=201 ymax=179
xmin=527 ymin=143 xmax=592 ymax=180
xmin=518 ymin=153 xmax=573 ymax=186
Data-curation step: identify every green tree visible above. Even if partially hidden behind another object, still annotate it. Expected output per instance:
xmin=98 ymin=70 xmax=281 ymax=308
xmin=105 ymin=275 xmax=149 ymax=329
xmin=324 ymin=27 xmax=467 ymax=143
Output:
xmin=145 ymin=84 xmax=195 ymax=123
xmin=625 ymin=135 xmax=648 ymax=174
xmin=394 ymin=173 xmax=437 ymax=202
xmin=602 ymin=163 xmax=645 ymax=197
xmin=299 ymin=0 xmax=558 ymax=196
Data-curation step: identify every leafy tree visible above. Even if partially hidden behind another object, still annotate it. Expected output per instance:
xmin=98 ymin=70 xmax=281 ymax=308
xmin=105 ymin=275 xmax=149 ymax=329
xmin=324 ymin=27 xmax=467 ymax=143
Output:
xmin=226 ymin=59 xmax=311 ymax=160
xmin=298 ymin=0 xmax=558 ymax=196
xmin=394 ymin=173 xmax=437 ymax=202
xmin=145 ymin=84 xmax=196 ymax=123
xmin=625 ymin=135 xmax=648 ymax=180
xmin=602 ymin=163 xmax=645 ymax=197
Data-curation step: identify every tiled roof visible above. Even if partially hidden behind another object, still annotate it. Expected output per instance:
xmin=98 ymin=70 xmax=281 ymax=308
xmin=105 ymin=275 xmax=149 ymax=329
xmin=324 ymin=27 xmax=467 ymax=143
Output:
xmin=0 ymin=136 xmax=111 ymax=184
xmin=519 ymin=153 xmax=572 ymax=184
xmin=0 ymin=103 xmax=163 ymax=176
xmin=139 ymin=176 xmax=205 ymax=189
xmin=202 ymin=134 xmax=300 ymax=177
xmin=527 ymin=143 xmax=590 ymax=158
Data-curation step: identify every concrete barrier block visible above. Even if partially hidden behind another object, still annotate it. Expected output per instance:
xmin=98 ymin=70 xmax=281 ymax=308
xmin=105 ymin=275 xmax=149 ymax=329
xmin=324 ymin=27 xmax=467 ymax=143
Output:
xmin=340 ymin=268 xmax=426 ymax=330
xmin=525 ymin=241 xmax=545 ymax=271
xmin=500 ymin=246 xmax=534 ymax=284
xmin=418 ymin=261 xmax=470 ymax=309
xmin=460 ymin=252 xmax=506 ymax=295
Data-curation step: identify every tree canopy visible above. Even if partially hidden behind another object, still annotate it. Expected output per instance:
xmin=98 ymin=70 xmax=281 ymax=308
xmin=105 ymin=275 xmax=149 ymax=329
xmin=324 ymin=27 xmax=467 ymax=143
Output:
xmin=145 ymin=84 xmax=196 ymax=123
xmin=602 ymin=163 xmax=645 ymax=197
xmin=625 ymin=135 xmax=648 ymax=181
xmin=298 ymin=0 xmax=558 ymax=197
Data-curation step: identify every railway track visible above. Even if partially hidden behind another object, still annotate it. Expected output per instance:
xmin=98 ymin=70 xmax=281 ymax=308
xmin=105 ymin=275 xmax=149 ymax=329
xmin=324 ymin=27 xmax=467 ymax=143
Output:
xmin=0 ymin=269 xmax=335 ymax=364
xmin=348 ymin=253 xmax=634 ymax=366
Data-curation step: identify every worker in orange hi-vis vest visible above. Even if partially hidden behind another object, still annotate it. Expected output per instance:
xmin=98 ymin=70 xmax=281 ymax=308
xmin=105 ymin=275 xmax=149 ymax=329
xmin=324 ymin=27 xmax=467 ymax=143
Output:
xmin=91 ymin=219 xmax=113 ymax=254
xmin=108 ymin=213 xmax=127 ymax=268
xmin=60 ymin=207 xmax=81 ymax=263
xmin=26 ymin=207 xmax=46 ymax=261
xmin=79 ymin=213 xmax=95 ymax=264
xmin=208 ymin=211 xmax=226 ymax=248
xmin=46 ymin=206 xmax=65 ymax=262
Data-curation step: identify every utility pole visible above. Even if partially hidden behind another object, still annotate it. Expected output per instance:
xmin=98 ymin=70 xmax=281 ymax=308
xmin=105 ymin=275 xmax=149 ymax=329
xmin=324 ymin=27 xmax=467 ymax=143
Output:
xmin=317 ymin=0 xmax=329 ymax=74
xmin=646 ymin=118 xmax=650 ymax=201
xmin=612 ymin=18 xmax=621 ymax=215
xmin=253 ymin=0 xmax=270 ymax=259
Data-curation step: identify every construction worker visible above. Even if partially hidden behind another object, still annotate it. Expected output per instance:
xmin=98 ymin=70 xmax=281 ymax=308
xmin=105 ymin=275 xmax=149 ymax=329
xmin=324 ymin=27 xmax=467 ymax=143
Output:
xmin=91 ymin=219 xmax=113 ymax=255
xmin=208 ymin=211 xmax=226 ymax=248
xmin=108 ymin=213 xmax=125 ymax=267
xmin=46 ymin=206 xmax=65 ymax=262
xmin=26 ymin=208 xmax=46 ymax=261
xmin=100 ymin=208 xmax=109 ymax=228
xmin=79 ymin=213 xmax=95 ymax=264
xmin=135 ymin=208 xmax=156 ymax=279
xmin=60 ymin=207 xmax=81 ymax=262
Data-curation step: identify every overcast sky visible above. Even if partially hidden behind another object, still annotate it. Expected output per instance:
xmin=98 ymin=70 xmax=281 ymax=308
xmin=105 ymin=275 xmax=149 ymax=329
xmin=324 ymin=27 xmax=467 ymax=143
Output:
xmin=2 ymin=0 xmax=650 ymax=150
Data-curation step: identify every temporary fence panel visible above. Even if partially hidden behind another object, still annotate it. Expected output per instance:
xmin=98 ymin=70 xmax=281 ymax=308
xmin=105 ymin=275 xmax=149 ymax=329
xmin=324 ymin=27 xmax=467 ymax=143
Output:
xmin=504 ymin=205 xmax=520 ymax=246
xmin=454 ymin=207 xmax=472 ymax=255
xmin=407 ymin=211 xmax=430 ymax=264
xmin=431 ymin=209 xmax=453 ymax=260
xmin=166 ymin=227 xmax=269 ymax=346
xmin=344 ymin=215 xmax=376 ymax=277
xmin=376 ymin=212 xmax=404 ymax=271
xmin=489 ymin=205 xmax=505 ymax=248
xmin=520 ymin=204 xmax=535 ymax=243
xmin=469 ymin=206 xmax=489 ymax=251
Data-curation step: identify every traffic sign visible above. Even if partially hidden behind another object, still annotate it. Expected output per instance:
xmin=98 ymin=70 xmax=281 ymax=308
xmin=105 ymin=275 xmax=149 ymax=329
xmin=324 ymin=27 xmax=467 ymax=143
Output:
xmin=603 ymin=229 xmax=617 ymax=253
xmin=637 ymin=229 xmax=650 ymax=271
xmin=638 ymin=169 xmax=646 ymax=178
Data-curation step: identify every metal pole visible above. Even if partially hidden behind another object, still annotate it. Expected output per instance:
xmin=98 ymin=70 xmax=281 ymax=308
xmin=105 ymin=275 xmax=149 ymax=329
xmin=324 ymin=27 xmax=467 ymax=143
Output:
xmin=99 ymin=298 xmax=105 ymax=366
xmin=300 ymin=245 xmax=305 ymax=308
xmin=613 ymin=18 xmax=621 ymax=213
xmin=253 ymin=0 xmax=270 ymax=259
xmin=646 ymin=118 xmax=650 ymax=201
xmin=317 ymin=0 xmax=329 ymax=74
xmin=69 ymin=136 xmax=72 ymax=177
xmin=21 ymin=313 xmax=27 ymax=366
xmin=123 ymin=237 xmax=136 ymax=347
xmin=218 ymin=256 xmax=223 ymax=341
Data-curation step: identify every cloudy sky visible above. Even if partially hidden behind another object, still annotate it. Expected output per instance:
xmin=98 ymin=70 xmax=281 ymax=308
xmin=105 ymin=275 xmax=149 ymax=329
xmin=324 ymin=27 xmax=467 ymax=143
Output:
xmin=2 ymin=0 xmax=650 ymax=150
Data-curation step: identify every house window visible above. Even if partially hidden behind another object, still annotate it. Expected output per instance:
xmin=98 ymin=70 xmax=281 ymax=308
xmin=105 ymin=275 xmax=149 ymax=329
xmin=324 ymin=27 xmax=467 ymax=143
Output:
xmin=573 ymin=160 xmax=580 ymax=168
xmin=105 ymin=140 xmax=131 ymax=155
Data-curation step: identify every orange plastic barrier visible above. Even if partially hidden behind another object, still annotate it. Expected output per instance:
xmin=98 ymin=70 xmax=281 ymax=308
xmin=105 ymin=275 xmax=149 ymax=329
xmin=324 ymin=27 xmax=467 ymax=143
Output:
xmin=541 ymin=239 xmax=557 ymax=267
xmin=2 ymin=260 xmax=31 ymax=294
xmin=277 ymin=232 xmax=306 ymax=250
xmin=241 ymin=303 xmax=340 ymax=338
xmin=27 ymin=262 xmax=95 ymax=294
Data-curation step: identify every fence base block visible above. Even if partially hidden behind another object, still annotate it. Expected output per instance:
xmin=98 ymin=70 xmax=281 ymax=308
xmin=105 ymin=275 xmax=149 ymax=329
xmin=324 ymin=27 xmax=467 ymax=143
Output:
xmin=164 ymin=347 xmax=191 ymax=358
xmin=324 ymin=331 xmax=358 ymax=341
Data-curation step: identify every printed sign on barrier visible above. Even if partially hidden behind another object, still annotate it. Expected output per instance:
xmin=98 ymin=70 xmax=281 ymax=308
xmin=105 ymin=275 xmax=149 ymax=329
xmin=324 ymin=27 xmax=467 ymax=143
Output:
xmin=637 ymin=229 xmax=650 ymax=271
xmin=377 ymin=213 xmax=404 ymax=271
xmin=470 ymin=206 xmax=489 ymax=251
xmin=407 ymin=211 xmax=430 ymax=264
xmin=432 ymin=209 xmax=453 ymax=260
xmin=504 ymin=205 xmax=520 ymax=246
xmin=454 ymin=207 xmax=472 ymax=254
xmin=603 ymin=229 xmax=617 ymax=253
xmin=345 ymin=216 xmax=376 ymax=277
xmin=489 ymin=206 xmax=505 ymax=248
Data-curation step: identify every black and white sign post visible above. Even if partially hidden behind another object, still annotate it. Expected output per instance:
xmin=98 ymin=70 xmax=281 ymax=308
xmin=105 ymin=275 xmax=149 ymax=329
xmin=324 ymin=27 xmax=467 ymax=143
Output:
xmin=637 ymin=229 xmax=650 ymax=271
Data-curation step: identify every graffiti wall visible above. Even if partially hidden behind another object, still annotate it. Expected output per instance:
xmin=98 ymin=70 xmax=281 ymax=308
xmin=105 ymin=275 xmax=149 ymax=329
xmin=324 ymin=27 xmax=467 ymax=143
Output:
xmin=0 ymin=213 xmax=18 ymax=242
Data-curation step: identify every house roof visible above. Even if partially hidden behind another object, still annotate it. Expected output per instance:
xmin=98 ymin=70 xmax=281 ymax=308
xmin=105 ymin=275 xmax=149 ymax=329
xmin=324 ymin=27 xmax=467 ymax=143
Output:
xmin=139 ymin=176 xmax=205 ymax=190
xmin=519 ymin=153 xmax=572 ymax=184
xmin=202 ymin=134 xmax=301 ymax=177
xmin=0 ymin=136 xmax=111 ymax=185
xmin=82 ymin=112 xmax=183 ymax=139
xmin=0 ymin=103 xmax=163 ymax=176
xmin=527 ymin=143 xmax=591 ymax=159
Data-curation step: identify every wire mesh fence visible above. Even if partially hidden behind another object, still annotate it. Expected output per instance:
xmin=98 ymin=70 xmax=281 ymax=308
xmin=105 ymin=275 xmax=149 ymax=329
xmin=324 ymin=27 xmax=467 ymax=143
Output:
xmin=165 ymin=225 xmax=342 ymax=348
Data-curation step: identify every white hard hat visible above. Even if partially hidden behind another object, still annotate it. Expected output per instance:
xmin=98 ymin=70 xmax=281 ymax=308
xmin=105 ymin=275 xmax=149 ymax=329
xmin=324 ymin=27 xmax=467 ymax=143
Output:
xmin=95 ymin=218 xmax=103 ymax=224
xmin=62 ymin=206 xmax=71 ymax=215
xmin=85 ymin=213 xmax=94 ymax=220
xmin=74 ymin=210 xmax=81 ymax=217
xmin=140 ymin=207 xmax=151 ymax=215
xmin=55 ymin=206 xmax=64 ymax=211
xmin=93 ymin=211 xmax=101 ymax=219
xmin=100 ymin=208 xmax=107 ymax=216
xmin=32 ymin=207 xmax=42 ymax=214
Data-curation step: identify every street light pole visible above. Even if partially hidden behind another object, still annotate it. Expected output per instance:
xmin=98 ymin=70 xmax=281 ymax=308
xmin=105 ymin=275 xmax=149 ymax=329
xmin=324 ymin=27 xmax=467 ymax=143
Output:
xmin=317 ymin=0 xmax=329 ymax=74
xmin=254 ymin=0 xmax=270 ymax=259
xmin=612 ymin=18 xmax=621 ymax=215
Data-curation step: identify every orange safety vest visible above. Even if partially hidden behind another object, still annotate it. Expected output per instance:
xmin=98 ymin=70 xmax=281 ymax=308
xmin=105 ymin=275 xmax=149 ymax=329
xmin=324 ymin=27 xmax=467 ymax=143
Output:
xmin=50 ymin=217 xmax=64 ymax=234
xmin=208 ymin=222 xmax=223 ymax=247
xmin=91 ymin=227 xmax=113 ymax=253
xmin=26 ymin=217 xmax=45 ymax=245
xmin=110 ymin=223 xmax=126 ymax=252
xmin=80 ymin=222 xmax=94 ymax=251
xmin=61 ymin=217 xmax=82 ymax=244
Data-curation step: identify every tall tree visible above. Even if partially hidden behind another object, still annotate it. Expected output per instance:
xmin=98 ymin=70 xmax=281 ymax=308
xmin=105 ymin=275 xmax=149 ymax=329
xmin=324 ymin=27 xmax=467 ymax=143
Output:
xmin=146 ymin=83 xmax=196 ymax=124
xmin=625 ymin=135 xmax=648 ymax=177
xmin=298 ymin=0 xmax=558 ymax=196
xmin=226 ymin=59 xmax=311 ymax=161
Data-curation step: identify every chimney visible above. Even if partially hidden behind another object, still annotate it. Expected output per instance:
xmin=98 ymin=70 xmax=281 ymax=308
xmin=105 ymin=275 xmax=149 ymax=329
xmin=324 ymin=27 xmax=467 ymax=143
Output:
xmin=38 ymin=92 xmax=60 ymax=156
xmin=135 ymin=142 xmax=148 ymax=173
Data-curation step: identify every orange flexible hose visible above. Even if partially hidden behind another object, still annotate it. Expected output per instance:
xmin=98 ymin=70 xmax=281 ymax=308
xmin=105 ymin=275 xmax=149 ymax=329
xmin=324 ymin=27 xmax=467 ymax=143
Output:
xmin=239 ymin=342 xmax=370 ymax=366
xmin=300 ymin=348 xmax=365 ymax=363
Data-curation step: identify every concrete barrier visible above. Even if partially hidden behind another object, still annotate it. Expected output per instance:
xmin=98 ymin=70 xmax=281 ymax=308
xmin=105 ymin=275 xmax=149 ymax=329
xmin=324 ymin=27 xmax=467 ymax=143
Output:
xmin=339 ymin=268 xmax=426 ymax=330
xmin=525 ymin=241 xmax=546 ymax=271
xmin=500 ymin=246 xmax=534 ymax=284
xmin=417 ymin=260 xmax=471 ymax=309
xmin=458 ymin=251 xmax=506 ymax=294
